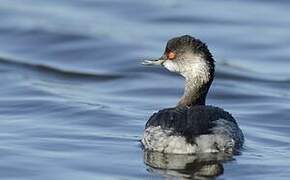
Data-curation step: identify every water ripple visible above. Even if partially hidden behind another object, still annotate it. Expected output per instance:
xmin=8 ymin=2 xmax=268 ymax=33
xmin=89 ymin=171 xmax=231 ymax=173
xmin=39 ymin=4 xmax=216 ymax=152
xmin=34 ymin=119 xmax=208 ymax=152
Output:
xmin=0 ymin=56 xmax=123 ymax=81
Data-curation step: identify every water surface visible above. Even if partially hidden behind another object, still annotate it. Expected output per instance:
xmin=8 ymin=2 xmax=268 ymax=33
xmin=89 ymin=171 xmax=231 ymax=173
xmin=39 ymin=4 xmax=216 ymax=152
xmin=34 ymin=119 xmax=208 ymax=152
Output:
xmin=0 ymin=0 xmax=290 ymax=179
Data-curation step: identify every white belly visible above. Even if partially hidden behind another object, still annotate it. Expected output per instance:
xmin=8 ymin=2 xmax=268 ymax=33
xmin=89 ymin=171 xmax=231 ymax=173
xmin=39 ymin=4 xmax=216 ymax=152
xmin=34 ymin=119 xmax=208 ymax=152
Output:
xmin=141 ymin=126 xmax=235 ymax=154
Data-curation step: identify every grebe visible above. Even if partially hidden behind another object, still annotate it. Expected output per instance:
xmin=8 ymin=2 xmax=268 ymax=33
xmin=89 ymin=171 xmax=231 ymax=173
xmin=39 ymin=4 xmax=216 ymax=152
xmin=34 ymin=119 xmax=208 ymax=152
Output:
xmin=141 ymin=35 xmax=244 ymax=154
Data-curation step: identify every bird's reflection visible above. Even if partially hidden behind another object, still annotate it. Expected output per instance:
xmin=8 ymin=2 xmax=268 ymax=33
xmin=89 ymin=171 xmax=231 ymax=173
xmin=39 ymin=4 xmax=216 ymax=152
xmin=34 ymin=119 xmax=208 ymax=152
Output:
xmin=143 ymin=150 xmax=233 ymax=179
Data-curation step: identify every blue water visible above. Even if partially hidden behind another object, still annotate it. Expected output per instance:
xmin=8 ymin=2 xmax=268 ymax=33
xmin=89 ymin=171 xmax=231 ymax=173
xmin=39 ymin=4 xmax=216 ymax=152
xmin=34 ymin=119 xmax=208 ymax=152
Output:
xmin=0 ymin=0 xmax=290 ymax=179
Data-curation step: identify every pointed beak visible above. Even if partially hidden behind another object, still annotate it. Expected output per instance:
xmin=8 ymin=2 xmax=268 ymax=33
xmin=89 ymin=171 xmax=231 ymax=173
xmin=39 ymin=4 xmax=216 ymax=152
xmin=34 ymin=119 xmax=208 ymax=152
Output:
xmin=142 ymin=58 xmax=166 ymax=66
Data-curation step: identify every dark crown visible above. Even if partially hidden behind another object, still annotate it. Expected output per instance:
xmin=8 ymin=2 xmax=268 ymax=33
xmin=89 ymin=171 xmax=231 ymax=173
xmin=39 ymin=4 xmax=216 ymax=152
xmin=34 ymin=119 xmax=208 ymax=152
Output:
xmin=166 ymin=35 xmax=213 ymax=61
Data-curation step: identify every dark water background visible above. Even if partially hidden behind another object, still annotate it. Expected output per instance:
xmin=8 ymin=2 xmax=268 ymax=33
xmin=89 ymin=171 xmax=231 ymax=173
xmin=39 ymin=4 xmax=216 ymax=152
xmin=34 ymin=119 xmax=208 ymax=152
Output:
xmin=0 ymin=0 xmax=290 ymax=179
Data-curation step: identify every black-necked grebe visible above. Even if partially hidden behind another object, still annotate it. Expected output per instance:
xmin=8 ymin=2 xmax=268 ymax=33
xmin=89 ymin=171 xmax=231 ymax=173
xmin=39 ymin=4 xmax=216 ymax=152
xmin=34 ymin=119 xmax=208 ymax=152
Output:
xmin=141 ymin=35 xmax=244 ymax=154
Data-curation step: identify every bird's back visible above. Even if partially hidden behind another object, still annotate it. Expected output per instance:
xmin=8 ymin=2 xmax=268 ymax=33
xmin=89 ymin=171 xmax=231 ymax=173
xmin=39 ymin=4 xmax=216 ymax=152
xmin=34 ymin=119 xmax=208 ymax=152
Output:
xmin=142 ymin=105 xmax=244 ymax=154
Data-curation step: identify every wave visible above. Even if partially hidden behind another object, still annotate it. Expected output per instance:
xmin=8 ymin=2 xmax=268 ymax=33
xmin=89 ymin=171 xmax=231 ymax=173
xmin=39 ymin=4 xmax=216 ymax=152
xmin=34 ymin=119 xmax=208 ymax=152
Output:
xmin=216 ymin=61 xmax=290 ymax=84
xmin=0 ymin=55 xmax=123 ymax=81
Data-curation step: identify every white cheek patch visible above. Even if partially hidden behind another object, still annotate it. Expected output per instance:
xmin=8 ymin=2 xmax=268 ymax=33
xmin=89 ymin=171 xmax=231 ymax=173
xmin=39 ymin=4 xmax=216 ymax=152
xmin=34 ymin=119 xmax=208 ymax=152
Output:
xmin=163 ymin=60 xmax=179 ymax=72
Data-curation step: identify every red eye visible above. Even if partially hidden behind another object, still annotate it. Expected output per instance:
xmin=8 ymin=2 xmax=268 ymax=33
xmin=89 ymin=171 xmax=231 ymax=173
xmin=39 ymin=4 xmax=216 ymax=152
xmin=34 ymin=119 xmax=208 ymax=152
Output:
xmin=167 ymin=51 xmax=176 ymax=60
